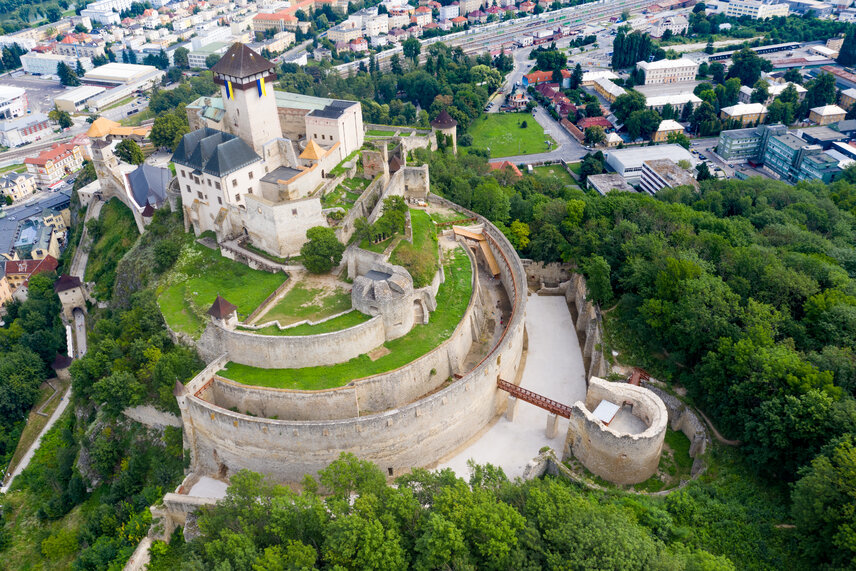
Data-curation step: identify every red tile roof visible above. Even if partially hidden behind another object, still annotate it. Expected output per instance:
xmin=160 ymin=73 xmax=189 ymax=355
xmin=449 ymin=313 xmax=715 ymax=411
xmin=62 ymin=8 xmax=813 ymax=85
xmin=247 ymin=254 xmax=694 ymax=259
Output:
xmin=24 ymin=144 xmax=78 ymax=167
xmin=489 ymin=161 xmax=523 ymax=177
xmin=5 ymin=255 xmax=58 ymax=277
xmin=577 ymin=116 xmax=613 ymax=130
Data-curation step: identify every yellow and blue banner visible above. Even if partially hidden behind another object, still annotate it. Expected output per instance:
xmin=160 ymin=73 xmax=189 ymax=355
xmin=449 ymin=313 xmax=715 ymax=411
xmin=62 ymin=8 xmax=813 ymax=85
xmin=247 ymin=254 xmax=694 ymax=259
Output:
xmin=225 ymin=80 xmax=234 ymax=100
xmin=257 ymin=77 xmax=266 ymax=97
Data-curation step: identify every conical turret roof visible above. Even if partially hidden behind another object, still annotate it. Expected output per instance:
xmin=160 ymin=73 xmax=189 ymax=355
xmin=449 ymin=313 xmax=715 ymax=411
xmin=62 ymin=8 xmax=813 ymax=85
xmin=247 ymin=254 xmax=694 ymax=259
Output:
xmin=211 ymin=43 xmax=275 ymax=78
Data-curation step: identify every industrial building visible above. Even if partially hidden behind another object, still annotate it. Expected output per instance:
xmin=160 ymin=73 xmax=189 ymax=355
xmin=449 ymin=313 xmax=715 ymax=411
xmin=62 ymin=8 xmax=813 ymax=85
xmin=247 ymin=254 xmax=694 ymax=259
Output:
xmin=55 ymin=85 xmax=107 ymax=112
xmin=83 ymin=63 xmax=162 ymax=85
xmin=605 ymin=144 xmax=696 ymax=184
xmin=639 ymin=159 xmax=698 ymax=195
xmin=0 ymin=86 xmax=27 ymax=119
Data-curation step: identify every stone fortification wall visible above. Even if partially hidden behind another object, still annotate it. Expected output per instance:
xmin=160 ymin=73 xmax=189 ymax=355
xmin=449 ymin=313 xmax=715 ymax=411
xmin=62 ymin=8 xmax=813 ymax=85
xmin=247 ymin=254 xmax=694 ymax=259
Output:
xmin=195 ymin=314 xmax=386 ymax=369
xmin=564 ymin=274 xmax=609 ymax=381
xmin=196 ymin=245 xmax=482 ymax=420
xmin=565 ymin=377 xmax=667 ymax=485
xmin=522 ymin=260 xmax=573 ymax=288
xmin=336 ymin=173 xmax=388 ymax=245
xmin=177 ymin=195 xmax=526 ymax=483
xmin=643 ymin=383 xmax=709 ymax=459
xmin=345 ymin=246 xmax=387 ymax=280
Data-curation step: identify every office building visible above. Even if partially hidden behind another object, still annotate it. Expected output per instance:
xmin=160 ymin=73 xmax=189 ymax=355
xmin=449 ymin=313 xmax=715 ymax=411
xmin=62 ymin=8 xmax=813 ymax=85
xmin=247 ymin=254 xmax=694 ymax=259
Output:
xmin=725 ymin=0 xmax=789 ymax=18
xmin=636 ymin=58 xmax=698 ymax=85
xmin=639 ymin=158 xmax=698 ymax=195
xmin=0 ymin=86 xmax=27 ymax=119
xmin=605 ymin=144 xmax=696 ymax=184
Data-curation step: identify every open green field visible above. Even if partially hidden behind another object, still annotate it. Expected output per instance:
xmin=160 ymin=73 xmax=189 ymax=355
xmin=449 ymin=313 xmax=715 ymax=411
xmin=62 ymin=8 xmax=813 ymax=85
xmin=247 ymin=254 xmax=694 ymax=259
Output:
xmin=219 ymin=246 xmax=473 ymax=390
xmin=533 ymin=165 xmax=577 ymax=186
xmin=240 ymin=309 xmax=371 ymax=336
xmin=366 ymin=129 xmax=398 ymax=137
xmin=260 ymin=282 xmax=352 ymax=327
xmin=467 ymin=113 xmax=554 ymax=158
xmin=567 ymin=161 xmax=582 ymax=175
xmin=85 ymin=198 xmax=139 ymax=299
xmin=390 ymin=209 xmax=438 ymax=288
xmin=120 ymin=108 xmax=156 ymax=126
xmin=0 ymin=163 xmax=26 ymax=174
xmin=157 ymin=241 xmax=286 ymax=337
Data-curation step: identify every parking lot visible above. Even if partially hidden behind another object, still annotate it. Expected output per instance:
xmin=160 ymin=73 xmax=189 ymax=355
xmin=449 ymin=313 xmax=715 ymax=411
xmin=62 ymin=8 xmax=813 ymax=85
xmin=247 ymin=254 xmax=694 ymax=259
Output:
xmin=2 ymin=74 xmax=67 ymax=114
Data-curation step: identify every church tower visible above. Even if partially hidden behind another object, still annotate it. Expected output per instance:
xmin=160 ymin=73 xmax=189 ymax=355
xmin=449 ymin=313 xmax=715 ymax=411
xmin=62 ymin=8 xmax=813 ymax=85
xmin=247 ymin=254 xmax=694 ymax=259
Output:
xmin=211 ymin=43 xmax=282 ymax=155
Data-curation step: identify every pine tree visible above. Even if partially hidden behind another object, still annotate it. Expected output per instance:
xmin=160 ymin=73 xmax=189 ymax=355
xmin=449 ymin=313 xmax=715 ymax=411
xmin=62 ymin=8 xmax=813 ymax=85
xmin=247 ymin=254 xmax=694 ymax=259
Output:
xmin=837 ymin=30 xmax=856 ymax=67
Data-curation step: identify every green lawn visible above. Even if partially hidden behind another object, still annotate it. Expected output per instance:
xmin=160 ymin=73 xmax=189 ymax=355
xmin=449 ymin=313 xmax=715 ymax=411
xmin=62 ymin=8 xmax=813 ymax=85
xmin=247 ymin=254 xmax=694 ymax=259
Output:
xmin=359 ymin=235 xmax=395 ymax=253
xmin=0 ymin=163 xmax=25 ymax=174
xmin=219 ymin=246 xmax=473 ymax=390
xmin=533 ymin=165 xmax=577 ymax=186
xmin=322 ymin=186 xmax=362 ymax=211
xmin=390 ymin=209 xmax=438 ymax=288
xmin=429 ymin=210 xmax=472 ymax=224
xmin=85 ymin=198 xmax=139 ymax=299
xmin=567 ymin=161 xmax=582 ymax=175
xmin=468 ymin=113 xmax=555 ymax=158
xmin=239 ymin=310 xmax=371 ymax=336
xmin=102 ymin=95 xmax=135 ymax=111
xmin=366 ymin=129 xmax=397 ymax=137
xmin=157 ymin=241 xmax=286 ymax=337
xmin=260 ymin=282 xmax=352 ymax=327
xmin=634 ymin=429 xmax=694 ymax=493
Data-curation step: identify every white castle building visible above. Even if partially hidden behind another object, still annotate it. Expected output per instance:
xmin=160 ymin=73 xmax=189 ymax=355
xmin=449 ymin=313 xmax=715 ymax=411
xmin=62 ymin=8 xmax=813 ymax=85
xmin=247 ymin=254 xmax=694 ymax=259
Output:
xmin=172 ymin=43 xmax=364 ymax=256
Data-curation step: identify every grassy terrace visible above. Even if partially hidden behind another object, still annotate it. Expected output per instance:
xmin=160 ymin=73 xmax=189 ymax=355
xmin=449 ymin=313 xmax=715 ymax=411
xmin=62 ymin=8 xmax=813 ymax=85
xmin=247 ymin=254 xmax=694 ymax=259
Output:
xmin=467 ymin=113 xmax=554 ymax=158
xmin=533 ymin=165 xmax=578 ymax=187
xmin=390 ymin=209 xmax=438 ymax=288
xmin=218 ymin=246 xmax=473 ymax=390
xmin=260 ymin=282 xmax=352 ymax=327
xmin=85 ymin=198 xmax=139 ymax=299
xmin=239 ymin=310 xmax=371 ymax=336
xmin=157 ymin=241 xmax=286 ymax=337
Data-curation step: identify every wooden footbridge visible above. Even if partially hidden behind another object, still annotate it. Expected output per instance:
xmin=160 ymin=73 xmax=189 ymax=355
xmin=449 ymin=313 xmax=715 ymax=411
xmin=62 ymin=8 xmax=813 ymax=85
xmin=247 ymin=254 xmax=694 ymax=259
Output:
xmin=496 ymin=379 xmax=573 ymax=418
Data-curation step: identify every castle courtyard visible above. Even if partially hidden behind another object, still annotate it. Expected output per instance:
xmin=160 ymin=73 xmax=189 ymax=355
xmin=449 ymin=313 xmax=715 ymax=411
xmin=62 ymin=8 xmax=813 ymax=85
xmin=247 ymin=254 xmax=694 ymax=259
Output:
xmin=437 ymin=293 xmax=587 ymax=479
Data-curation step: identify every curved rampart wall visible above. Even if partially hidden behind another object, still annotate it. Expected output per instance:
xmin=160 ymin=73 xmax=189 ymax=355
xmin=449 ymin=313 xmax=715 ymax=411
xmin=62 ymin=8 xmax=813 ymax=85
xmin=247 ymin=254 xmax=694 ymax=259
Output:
xmin=198 ymin=245 xmax=483 ymax=420
xmin=195 ymin=315 xmax=386 ymax=369
xmin=178 ymin=194 xmax=527 ymax=482
xmin=565 ymin=377 xmax=667 ymax=485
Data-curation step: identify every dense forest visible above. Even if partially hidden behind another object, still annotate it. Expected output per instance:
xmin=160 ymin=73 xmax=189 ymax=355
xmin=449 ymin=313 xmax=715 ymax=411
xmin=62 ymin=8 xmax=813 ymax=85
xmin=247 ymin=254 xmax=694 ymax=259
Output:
xmin=416 ymin=146 xmax=856 ymax=567
xmin=147 ymin=452 xmax=793 ymax=570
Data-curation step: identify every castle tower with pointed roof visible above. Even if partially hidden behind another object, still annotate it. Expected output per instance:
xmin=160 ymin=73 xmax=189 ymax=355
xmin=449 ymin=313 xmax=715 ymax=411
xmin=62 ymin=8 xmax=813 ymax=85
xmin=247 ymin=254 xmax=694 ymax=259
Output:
xmin=211 ymin=43 xmax=282 ymax=154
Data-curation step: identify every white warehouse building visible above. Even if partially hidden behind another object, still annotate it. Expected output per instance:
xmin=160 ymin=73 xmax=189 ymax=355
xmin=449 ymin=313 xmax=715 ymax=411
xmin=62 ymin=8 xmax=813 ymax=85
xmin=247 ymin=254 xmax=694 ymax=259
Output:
xmin=606 ymin=144 xmax=697 ymax=185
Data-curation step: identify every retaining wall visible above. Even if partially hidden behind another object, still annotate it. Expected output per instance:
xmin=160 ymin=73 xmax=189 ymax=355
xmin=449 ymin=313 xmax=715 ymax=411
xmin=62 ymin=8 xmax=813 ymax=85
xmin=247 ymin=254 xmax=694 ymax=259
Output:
xmin=177 ymin=194 xmax=526 ymax=483
xmin=195 ymin=314 xmax=386 ymax=369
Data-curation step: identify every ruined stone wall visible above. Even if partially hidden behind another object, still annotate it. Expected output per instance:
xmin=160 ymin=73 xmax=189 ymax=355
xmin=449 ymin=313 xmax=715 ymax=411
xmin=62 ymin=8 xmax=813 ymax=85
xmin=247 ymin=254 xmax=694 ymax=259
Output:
xmin=195 ymin=314 xmax=386 ymax=369
xmin=177 ymin=198 xmax=526 ymax=483
xmin=565 ymin=377 xmax=667 ymax=485
xmin=336 ymin=173 xmax=387 ymax=245
xmin=565 ymin=274 xmax=609 ymax=381
xmin=643 ymin=383 xmax=709 ymax=459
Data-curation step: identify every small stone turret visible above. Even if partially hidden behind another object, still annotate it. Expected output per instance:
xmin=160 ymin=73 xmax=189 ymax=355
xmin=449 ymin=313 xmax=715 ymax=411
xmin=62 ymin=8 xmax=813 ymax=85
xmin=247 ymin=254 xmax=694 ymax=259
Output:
xmin=352 ymin=264 xmax=415 ymax=340
xmin=207 ymin=295 xmax=238 ymax=330
xmin=430 ymin=110 xmax=458 ymax=154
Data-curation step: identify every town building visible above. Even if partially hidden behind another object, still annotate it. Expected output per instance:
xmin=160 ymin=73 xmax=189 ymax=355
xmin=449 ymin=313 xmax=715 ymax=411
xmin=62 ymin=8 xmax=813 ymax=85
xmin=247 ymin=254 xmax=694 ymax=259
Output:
xmin=720 ymin=102 xmax=767 ymax=126
xmin=636 ymin=58 xmax=698 ymax=85
xmin=439 ymin=2 xmax=459 ymax=19
xmin=645 ymin=92 xmax=701 ymax=113
xmin=188 ymin=42 xmax=230 ymax=68
xmin=651 ymin=14 xmax=689 ymax=38
xmin=24 ymin=143 xmax=85 ymax=190
xmin=593 ymin=78 xmax=625 ymax=103
xmin=809 ymin=104 xmax=846 ymax=125
xmin=639 ymin=158 xmax=698 ymax=194
xmin=587 ymin=173 xmax=635 ymax=195
xmin=0 ymin=114 xmax=51 ymax=148
xmin=0 ymin=86 xmax=27 ymax=120
xmin=605 ymin=144 xmax=696 ymax=184
xmin=0 ymin=172 xmax=37 ymax=203
xmin=2 ymin=256 xmax=58 ymax=292
xmin=798 ymin=126 xmax=847 ymax=149
xmin=81 ymin=0 xmax=135 ymax=24
xmin=840 ymin=88 xmax=856 ymax=110
xmin=20 ymin=53 xmax=93 ymax=76
xmin=55 ymin=86 xmax=108 ymax=112
xmin=738 ymin=81 xmax=806 ymax=104
xmin=580 ymin=70 xmax=618 ymax=86
xmin=83 ymin=62 xmax=162 ymax=86
xmin=54 ymin=34 xmax=107 ymax=59
xmin=652 ymin=119 xmax=685 ymax=142
xmin=716 ymin=124 xmax=784 ymax=162
xmin=725 ymin=0 xmax=790 ymax=18
xmin=764 ymin=131 xmax=842 ymax=182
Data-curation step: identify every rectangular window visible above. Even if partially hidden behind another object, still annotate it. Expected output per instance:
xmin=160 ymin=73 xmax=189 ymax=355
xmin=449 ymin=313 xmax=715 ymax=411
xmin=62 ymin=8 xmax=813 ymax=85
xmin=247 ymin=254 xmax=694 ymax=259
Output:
xmin=181 ymin=170 xmax=186 ymax=178
xmin=235 ymin=194 xmax=240 ymax=202
xmin=185 ymin=185 xmax=190 ymax=191
xmin=292 ymin=208 xmax=298 ymax=215
xmin=215 ymin=181 xmax=221 ymax=189
xmin=197 ymin=191 xmax=203 ymax=199
xmin=232 ymin=179 xmax=238 ymax=187
xmin=248 ymin=172 xmax=254 ymax=180
xmin=207 ymin=179 xmax=211 ymax=186
xmin=218 ymin=197 xmax=222 ymax=204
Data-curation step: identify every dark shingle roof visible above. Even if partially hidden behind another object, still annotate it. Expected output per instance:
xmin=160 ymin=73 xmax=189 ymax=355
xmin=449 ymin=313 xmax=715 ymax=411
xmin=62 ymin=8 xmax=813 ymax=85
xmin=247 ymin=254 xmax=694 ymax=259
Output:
xmin=211 ymin=43 xmax=274 ymax=78
xmin=54 ymin=273 xmax=82 ymax=293
xmin=207 ymin=295 xmax=237 ymax=319
xmin=431 ymin=110 xmax=458 ymax=129
xmin=126 ymin=163 xmax=171 ymax=209
xmin=171 ymin=128 xmax=261 ymax=178
xmin=307 ymin=100 xmax=356 ymax=119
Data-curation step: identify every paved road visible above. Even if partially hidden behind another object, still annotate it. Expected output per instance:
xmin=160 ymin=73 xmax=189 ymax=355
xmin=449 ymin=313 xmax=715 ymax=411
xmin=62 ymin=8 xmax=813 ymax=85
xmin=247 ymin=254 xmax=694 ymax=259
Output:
xmin=69 ymin=199 xmax=104 ymax=279
xmin=0 ymin=384 xmax=72 ymax=493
